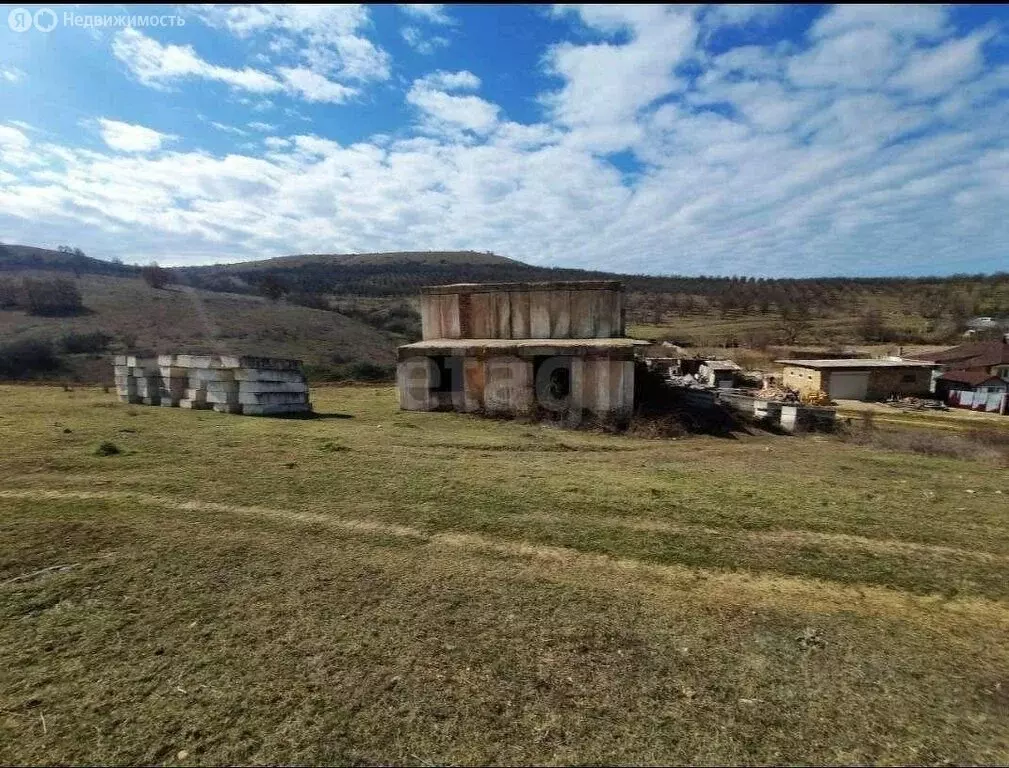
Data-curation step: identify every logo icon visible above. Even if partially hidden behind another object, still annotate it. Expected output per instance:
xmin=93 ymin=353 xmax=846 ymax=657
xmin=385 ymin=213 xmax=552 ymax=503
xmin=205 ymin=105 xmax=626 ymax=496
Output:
xmin=34 ymin=7 xmax=57 ymax=32
xmin=8 ymin=7 xmax=33 ymax=32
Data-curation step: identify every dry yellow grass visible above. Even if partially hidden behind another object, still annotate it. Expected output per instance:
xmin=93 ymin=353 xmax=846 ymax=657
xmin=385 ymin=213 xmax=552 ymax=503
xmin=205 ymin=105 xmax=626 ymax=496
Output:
xmin=2 ymin=385 xmax=1009 ymax=764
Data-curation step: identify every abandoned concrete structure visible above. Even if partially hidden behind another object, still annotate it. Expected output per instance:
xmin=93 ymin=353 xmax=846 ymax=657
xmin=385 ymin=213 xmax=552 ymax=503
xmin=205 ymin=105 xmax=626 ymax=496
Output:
xmin=397 ymin=281 xmax=646 ymax=424
xmin=114 ymin=354 xmax=311 ymax=415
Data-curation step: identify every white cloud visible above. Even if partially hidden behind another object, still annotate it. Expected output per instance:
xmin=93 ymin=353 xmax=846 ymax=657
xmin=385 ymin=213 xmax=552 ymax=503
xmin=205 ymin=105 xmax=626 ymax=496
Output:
xmin=113 ymin=29 xmax=359 ymax=105
xmin=889 ymin=31 xmax=990 ymax=98
xmin=415 ymin=70 xmax=481 ymax=91
xmin=277 ymin=67 xmax=357 ymax=103
xmin=1 ymin=4 xmax=1007 ymax=277
xmin=113 ymin=28 xmax=282 ymax=93
xmin=398 ymin=4 xmax=454 ymax=25
xmin=788 ymin=27 xmax=903 ymax=89
xmin=811 ymin=4 xmax=949 ymax=40
xmin=544 ymin=5 xmax=697 ymax=151
xmin=192 ymin=4 xmax=391 ymax=83
xmin=401 ymin=26 xmax=450 ymax=55
xmin=210 ymin=122 xmax=251 ymax=137
xmin=702 ymin=5 xmax=785 ymax=28
xmin=1 ymin=67 xmax=25 ymax=84
xmin=407 ymin=71 xmax=499 ymax=135
xmin=0 ymin=125 xmax=30 ymax=150
xmin=97 ymin=118 xmax=175 ymax=153
xmin=264 ymin=136 xmax=291 ymax=150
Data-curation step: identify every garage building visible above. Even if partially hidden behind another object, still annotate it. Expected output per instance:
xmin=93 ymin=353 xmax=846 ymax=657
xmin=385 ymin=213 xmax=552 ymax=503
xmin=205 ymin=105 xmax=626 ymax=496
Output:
xmin=776 ymin=359 xmax=937 ymax=401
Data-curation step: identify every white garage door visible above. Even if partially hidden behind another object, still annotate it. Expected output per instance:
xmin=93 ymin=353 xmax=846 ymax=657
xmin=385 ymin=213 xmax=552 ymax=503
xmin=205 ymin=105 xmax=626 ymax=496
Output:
xmin=829 ymin=371 xmax=869 ymax=400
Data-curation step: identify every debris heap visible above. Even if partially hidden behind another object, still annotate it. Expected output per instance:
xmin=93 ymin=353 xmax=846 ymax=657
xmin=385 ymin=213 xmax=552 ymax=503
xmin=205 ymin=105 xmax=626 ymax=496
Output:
xmin=113 ymin=354 xmax=310 ymax=416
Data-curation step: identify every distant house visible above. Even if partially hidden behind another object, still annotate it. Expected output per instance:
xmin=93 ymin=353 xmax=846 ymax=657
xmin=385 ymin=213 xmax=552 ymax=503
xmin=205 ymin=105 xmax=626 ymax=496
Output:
xmin=776 ymin=359 xmax=936 ymax=401
xmin=936 ymin=370 xmax=1008 ymax=414
xmin=697 ymin=359 xmax=741 ymax=389
xmin=907 ymin=340 xmax=1009 ymax=387
xmin=653 ymin=356 xmax=741 ymax=388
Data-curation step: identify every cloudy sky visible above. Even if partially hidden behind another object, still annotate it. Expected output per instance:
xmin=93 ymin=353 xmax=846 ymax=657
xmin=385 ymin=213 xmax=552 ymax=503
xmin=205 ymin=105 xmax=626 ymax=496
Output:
xmin=1 ymin=4 xmax=1007 ymax=276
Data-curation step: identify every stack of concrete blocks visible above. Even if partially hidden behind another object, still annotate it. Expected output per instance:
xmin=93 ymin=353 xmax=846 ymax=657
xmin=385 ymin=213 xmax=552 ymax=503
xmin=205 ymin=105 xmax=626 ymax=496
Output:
xmin=157 ymin=355 xmax=189 ymax=408
xmin=113 ymin=354 xmax=311 ymax=416
xmin=232 ymin=356 xmax=311 ymax=415
xmin=177 ymin=355 xmax=240 ymax=413
xmin=113 ymin=356 xmax=161 ymax=405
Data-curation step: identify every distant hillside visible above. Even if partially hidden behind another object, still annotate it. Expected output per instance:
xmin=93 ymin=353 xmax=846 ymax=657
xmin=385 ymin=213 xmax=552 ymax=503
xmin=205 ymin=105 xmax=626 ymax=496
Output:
xmin=2 ymin=243 xmax=1008 ymax=351
xmin=0 ymin=243 xmax=136 ymax=277
xmin=224 ymin=250 xmax=522 ymax=270
xmin=174 ymin=250 xmax=615 ymax=298
xmin=0 ymin=271 xmax=399 ymax=383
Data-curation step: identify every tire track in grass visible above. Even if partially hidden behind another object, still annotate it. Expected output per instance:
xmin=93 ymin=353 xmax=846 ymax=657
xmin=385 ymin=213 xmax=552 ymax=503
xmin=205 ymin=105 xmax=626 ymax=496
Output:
xmin=3 ymin=487 xmax=1009 ymax=629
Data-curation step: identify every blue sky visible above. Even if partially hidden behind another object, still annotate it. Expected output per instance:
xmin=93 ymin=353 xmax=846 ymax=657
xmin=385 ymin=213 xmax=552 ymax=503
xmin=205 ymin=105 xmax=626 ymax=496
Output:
xmin=1 ymin=4 xmax=1008 ymax=277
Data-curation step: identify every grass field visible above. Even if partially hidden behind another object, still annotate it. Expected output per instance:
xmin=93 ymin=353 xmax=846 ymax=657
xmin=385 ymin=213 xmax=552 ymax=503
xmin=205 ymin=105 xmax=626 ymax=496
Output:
xmin=2 ymin=385 xmax=1009 ymax=764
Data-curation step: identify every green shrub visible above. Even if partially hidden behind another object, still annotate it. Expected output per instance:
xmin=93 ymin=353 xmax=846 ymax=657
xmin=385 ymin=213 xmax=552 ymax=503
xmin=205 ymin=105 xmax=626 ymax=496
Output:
xmin=94 ymin=441 xmax=121 ymax=456
xmin=303 ymin=359 xmax=396 ymax=383
xmin=288 ymin=292 xmax=331 ymax=311
xmin=0 ymin=278 xmax=19 ymax=309
xmin=59 ymin=330 xmax=112 ymax=354
xmin=23 ymin=277 xmax=84 ymax=316
xmin=341 ymin=361 xmax=396 ymax=382
xmin=0 ymin=339 xmax=61 ymax=379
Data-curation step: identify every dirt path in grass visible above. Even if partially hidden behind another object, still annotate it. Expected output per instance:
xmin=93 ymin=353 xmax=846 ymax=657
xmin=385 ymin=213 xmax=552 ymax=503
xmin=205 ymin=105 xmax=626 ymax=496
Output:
xmin=4 ymin=487 xmax=1009 ymax=632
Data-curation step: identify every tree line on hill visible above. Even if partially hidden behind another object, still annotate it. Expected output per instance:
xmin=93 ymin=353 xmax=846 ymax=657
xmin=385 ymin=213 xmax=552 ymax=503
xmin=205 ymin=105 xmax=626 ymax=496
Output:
xmin=4 ymin=243 xmax=1007 ymax=346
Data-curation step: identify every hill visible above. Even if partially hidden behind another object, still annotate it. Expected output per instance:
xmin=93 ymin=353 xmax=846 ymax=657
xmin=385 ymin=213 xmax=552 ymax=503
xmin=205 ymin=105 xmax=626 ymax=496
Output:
xmin=221 ymin=250 xmax=523 ymax=270
xmin=172 ymin=250 xmax=613 ymax=298
xmin=0 ymin=270 xmax=399 ymax=383
xmin=0 ymin=243 xmax=136 ymax=277
xmin=3 ymin=242 xmax=1009 ymax=360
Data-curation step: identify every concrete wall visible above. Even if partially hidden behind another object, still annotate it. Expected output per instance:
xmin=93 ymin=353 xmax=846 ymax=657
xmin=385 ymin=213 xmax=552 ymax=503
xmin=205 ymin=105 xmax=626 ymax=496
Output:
xmin=420 ymin=281 xmax=624 ymax=340
xmin=397 ymin=352 xmax=634 ymax=423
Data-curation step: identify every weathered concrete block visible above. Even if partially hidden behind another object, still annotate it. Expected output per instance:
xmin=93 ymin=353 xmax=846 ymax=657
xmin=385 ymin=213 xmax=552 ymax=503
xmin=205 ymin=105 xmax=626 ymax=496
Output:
xmin=484 ymin=356 xmax=533 ymax=416
xmin=528 ymin=291 xmax=552 ymax=338
xmin=206 ymin=391 xmax=240 ymax=405
xmin=397 ymin=356 xmax=438 ymax=411
xmin=237 ymin=381 xmax=308 ymax=395
xmin=242 ymin=403 xmax=312 ymax=416
xmin=232 ymin=368 xmax=305 ymax=383
xmin=176 ymin=355 xmax=216 ymax=369
xmin=188 ymin=369 xmax=236 ymax=383
xmin=219 ymin=355 xmax=302 ymax=371
xmin=204 ymin=381 xmax=239 ymax=394
xmin=238 ymin=392 xmax=308 ymax=406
